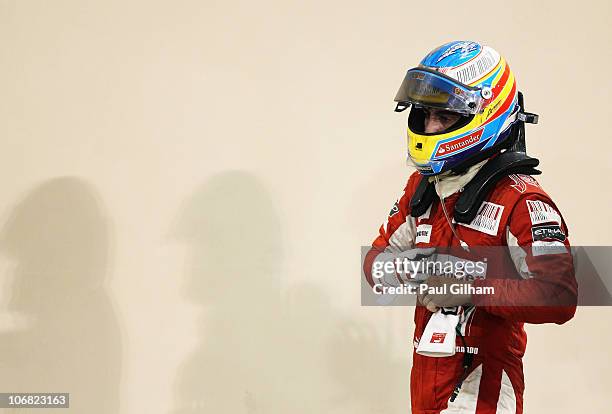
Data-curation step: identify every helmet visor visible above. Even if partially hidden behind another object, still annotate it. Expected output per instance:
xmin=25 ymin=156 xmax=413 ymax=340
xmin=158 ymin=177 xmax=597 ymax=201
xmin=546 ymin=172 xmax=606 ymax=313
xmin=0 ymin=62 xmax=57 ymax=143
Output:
xmin=394 ymin=68 xmax=485 ymax=115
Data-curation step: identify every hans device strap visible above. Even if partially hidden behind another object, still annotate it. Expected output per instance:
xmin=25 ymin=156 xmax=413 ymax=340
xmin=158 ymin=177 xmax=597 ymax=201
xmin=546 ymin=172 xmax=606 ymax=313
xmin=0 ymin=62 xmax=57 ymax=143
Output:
xmin=409 ymin=151 xmax=541 ymax=224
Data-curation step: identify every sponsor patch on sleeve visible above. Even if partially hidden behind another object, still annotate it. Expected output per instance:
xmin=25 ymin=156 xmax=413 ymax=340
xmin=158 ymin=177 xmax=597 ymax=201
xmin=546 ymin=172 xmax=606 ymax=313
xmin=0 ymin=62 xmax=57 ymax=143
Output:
xmin=531 ymin=224 xmax=566 ymax=243
xmin=458 ymin=201 xmax=504 ymax=236
xmin=532 ymin=240 xmax=567 ymax=256
xmin=526 ymin=200 xmax=562 ymax=225
xmin=388 ymin=200 xmax=400 ymax=217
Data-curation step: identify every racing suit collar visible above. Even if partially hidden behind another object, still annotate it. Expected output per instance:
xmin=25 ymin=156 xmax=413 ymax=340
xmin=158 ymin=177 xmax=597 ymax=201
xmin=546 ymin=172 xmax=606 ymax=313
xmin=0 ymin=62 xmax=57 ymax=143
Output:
xmin=429 ymin=160 xmax=488 ymax=199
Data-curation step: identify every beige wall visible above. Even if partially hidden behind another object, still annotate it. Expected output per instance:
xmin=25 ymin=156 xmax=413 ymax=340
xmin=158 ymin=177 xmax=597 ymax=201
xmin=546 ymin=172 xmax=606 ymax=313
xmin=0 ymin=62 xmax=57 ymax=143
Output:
xmin=0 ymin=0 xmax=609 ymax=412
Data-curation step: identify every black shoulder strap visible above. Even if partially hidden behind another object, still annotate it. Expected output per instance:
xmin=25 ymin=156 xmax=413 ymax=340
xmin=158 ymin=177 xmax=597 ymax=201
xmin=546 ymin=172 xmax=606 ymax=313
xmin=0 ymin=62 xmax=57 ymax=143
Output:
xmin=409 ymin=151 xmax=541 ymax=222
xmin=409 ymin=175 xmax=437 ymax=217
xmin=454 ymin=151 xmax=541 ymax=223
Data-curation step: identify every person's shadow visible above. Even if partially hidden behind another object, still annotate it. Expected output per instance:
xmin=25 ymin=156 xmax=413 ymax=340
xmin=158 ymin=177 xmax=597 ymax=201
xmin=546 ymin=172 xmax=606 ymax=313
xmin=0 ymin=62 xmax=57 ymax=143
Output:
xmin=169 ymin=171 xmax=408 ymax=414
xmin=0 ymin=177 xmax=122 ymax=414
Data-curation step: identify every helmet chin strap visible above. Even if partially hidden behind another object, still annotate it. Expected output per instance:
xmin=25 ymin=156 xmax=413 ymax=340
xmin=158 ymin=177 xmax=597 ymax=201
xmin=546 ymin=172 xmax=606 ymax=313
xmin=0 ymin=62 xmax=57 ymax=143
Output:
xmin=433 ymin=174 xmax=470 ymax=252
xmin=510 ymin=91 xmax=539 ymax=153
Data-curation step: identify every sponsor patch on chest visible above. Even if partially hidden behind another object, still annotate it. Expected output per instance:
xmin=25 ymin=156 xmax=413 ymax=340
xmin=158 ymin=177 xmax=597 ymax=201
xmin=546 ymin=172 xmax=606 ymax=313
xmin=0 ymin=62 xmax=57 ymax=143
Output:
xmin=458 ymin=201 xmax=504 ymax=236
xmin=415 ymin=224 xmax=432 ymax=244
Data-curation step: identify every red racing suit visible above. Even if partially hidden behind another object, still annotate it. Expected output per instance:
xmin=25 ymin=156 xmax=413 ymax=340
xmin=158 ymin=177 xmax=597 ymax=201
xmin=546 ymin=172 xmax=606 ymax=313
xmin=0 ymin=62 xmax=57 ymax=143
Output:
xmin=364 ymin=170 xmax=577 ymax=414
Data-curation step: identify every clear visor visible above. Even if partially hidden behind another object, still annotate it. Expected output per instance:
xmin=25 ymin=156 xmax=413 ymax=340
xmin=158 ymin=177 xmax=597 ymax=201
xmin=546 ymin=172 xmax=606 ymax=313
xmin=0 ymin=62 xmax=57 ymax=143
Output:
xmin=394 ymin=68 xmax=485 ymax=115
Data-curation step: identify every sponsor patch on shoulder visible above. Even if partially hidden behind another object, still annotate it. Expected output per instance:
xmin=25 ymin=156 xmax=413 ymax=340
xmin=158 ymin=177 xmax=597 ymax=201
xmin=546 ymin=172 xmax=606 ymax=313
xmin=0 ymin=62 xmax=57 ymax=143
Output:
xmin=509 ymin=174 xmax=527 ymax=193
xmin=532 ymin=224 xmax=566 ymax=243
xmin=518 ymin=174 xmax=541 ymax=187
xmin=526 ymin=200 xmax=562 ymax=225
xmin=509 ymin=174 xmax=542 ymax=193
xmin=458 ymin=201 xmax=504 ymax=236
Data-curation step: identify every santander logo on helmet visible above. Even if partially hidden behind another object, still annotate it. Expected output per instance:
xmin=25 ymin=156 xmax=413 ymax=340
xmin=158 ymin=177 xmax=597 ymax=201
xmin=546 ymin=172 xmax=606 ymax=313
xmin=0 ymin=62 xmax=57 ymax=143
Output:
xmin=394 ymin=40 xmax=520 ymax=176
xmin=435 ymin=129 xmax=484 ymax=158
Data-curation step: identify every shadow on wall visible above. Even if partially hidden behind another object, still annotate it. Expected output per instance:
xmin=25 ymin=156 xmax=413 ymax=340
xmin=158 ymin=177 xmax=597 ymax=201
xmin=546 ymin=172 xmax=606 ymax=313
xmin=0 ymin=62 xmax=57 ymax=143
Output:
xmin=0 ymin=177 xmax=122 ymax=414
xmin=169 ymin=171 xmax=408 ymax=414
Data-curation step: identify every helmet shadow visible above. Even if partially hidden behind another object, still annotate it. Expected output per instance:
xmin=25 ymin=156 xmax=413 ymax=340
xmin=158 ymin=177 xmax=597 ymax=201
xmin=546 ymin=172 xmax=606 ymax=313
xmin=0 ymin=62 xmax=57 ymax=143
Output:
xmin=0 ymin=177 xmax=122 ymax=413
xmin=168 ymin=170 xmax=409 ymax=413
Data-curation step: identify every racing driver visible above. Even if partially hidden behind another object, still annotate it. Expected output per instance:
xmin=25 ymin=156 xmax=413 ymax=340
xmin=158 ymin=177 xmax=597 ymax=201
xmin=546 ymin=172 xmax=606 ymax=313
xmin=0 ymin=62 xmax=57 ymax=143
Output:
xmin=363 ymin=41 xmax=577 ymax=413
